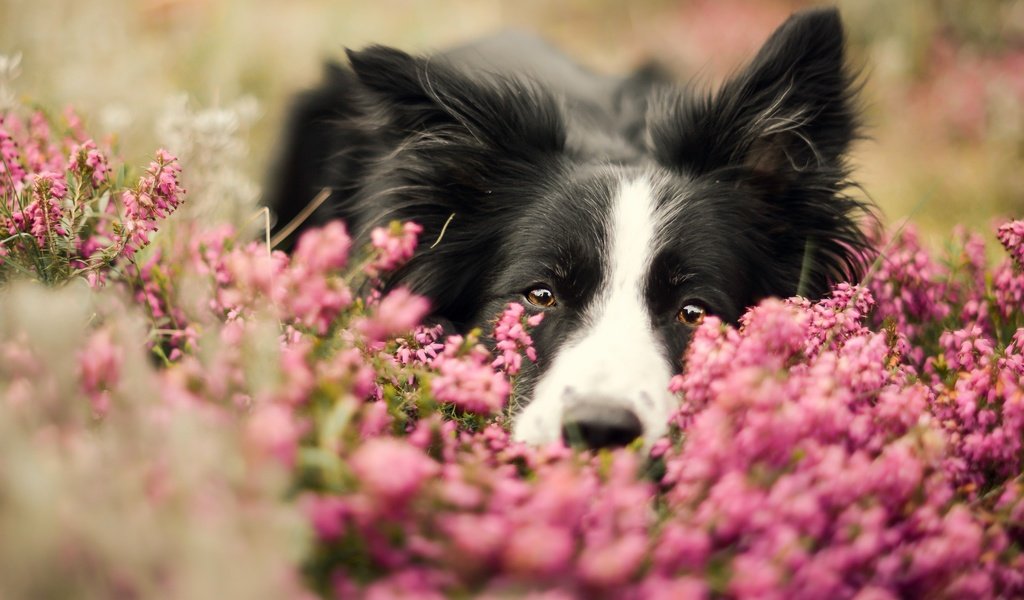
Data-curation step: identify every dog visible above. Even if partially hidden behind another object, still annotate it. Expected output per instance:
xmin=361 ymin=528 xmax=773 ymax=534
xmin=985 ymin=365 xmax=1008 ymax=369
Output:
xmin=266 ymin=7 xmax=872 ymax=450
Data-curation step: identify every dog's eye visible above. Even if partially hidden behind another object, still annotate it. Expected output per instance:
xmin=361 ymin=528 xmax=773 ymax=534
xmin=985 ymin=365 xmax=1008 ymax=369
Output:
xmin=526 ymin=287 xmax=557 ymax=308
xmin=677 ymin=303 xmax=706 ymax=327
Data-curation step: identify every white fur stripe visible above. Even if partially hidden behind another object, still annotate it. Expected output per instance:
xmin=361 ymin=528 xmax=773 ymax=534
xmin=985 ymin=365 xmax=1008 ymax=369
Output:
xmin=513 ymin=175 xmax=675 ymax=446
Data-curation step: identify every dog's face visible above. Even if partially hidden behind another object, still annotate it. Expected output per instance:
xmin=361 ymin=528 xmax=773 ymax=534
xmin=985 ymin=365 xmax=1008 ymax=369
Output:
xmin=476 ymin=170 xmax=778 ymax=447
xmin=335 ymin=9 xmax=870 ymax=447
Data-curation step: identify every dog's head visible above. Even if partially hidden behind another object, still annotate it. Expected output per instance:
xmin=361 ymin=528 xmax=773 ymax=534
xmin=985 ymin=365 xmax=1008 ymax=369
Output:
xmin=344 ymin=8 xmax=872 ymax=448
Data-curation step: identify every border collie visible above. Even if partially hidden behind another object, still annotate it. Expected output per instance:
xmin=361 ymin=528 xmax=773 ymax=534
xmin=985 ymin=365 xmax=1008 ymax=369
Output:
xmin=266 ymin=8 xmax=872 ymax=449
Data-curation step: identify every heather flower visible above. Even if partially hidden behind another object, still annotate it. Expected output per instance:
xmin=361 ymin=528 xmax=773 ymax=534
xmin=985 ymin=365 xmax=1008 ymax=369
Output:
xmin=286 ymin=275 xmax=354 ymax=335
xmin=349 ymin=437 xmax=440 ymax=502
xmin=366 ymin=220 xmax=422 ymax=276
xmin=393 ymin=324 xmax=445 ymax=365
xmin=576 ymin=533 xmax=647 ymax=588
xmin=502 ymin=523 xmax=574 ymax=578
xmin=274 ymin=222 xmax=358 ymax=334
xmin=318 ymin=347 xmax=375 ymax=401
xmin=11 ymin=172 xmax=68 ymax=247
xmin=246 ymin=402 xmax=304 ymax=466
xmin=68 ymin=139 xmax=110 ymax=187
xmin=441 ymin=513 xmax=508 ymax=567
xmin=357 ymin=287 xmax=431 ymax=343
xmin=637 ymin=577 xmax=708 ymax=600
xmin=118 ymin=148 xmax=184 ymax=259
xmin=292 ymin=220 xmax=351 ymax=274
xmin=430 ymin=336 xmax=511 ymax=415
xmin=658 ymin=283 xmax=1023 ymax=597
xmin=868 ymin=226 xmax=951 ymax=343
xmin=0 ymin=116 xmax=26 ymax=192
xmin=223 ymin=242 xmax=290 ymax=307
xmin=993 ymin=259 xmax=1024 ymax=319
xmin=796 ymin=282 xmax=875 ymax=356
xmin=997 ymin=219 xmax=1024 ymax=267
xmin=359 ymin=399 xmax=393 ymax=438
xmin=651 ymin=523 xmax=711 ymax=573
xmin=938 ymin=325 xmax=994 ymax=373
xmin=301 ymin=493 xmax=349 ymax=542
xmin=491 ymin=302 xmax=544 ymax=375
xmin=77 ymin=329 xmax=122 ymax=417
xmin=62 ymin=107 xmax=87 ymax=143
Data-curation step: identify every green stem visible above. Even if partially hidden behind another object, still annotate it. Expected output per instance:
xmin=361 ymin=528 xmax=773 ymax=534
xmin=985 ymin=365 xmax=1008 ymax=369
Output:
xmin=1 ymin=231 xmax=33 ymax=245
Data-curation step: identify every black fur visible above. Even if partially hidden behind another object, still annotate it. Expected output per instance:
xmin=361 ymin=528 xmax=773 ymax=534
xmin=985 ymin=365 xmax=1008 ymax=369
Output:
xmin=266 ymin=8 xmax=874 ymax=368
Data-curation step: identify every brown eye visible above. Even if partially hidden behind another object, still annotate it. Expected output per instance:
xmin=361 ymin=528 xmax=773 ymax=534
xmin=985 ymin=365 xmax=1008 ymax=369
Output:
xmin=677 ymin=303 xmax=706 ymax=326
xmin=526 ymin=287 xmax=557 ymax=308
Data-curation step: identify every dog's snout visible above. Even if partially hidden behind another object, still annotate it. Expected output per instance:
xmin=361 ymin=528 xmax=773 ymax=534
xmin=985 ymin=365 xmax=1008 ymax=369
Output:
xmin=561 ymin=403 xmax=643 ymax=449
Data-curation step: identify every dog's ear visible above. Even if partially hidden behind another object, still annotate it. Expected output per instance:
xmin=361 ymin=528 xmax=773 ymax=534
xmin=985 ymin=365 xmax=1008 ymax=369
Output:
xmin=346 ymin=45 xmax=564 ymax=155
xmin=650 ymin=7 xmax=858 ymax=182
xmin=649 ymin=8 xmax=872 ymax=299
xmin=343 ymin=46 xmax=567 ymax=329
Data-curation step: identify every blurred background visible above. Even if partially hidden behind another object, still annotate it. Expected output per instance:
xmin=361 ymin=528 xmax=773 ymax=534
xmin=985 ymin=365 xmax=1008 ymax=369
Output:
xmin=1 ymin=0 xmax=1022 ymax=242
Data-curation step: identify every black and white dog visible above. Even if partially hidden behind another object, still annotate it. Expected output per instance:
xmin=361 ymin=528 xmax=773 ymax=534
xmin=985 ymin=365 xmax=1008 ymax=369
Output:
xmin=266 ymin=8 xmax=872 ymax=449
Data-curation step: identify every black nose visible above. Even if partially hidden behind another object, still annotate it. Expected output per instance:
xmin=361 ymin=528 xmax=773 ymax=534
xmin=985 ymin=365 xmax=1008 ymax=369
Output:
xmin=561 ymin=403 xmax=643 ymax=450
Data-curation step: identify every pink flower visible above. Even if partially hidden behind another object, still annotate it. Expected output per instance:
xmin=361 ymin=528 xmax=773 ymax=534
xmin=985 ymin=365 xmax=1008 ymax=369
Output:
xmin=318 ymin=347 xmax=376 ymax=400
xmin=443 ymin=513 xmax=508 ymax=566
xmin=638 ymin=577 xmax=708 ymax=600
xmin=301 ymin=494 xmax=349 ymax=541
xmin=349 ymin=438 xmax=439 ymax=502
xmin=68 ymin=139 xmax=110 ymax=187
xmin=502 ymin=523 xmax=574 ymax=578
xmin=491 ymin=302 xmax=544 ymax=375
xmin=357 ymin=287 xmax=430 ymax=342
xmin=430 ymin=336 xmax=510 ymax=415
xmin=577 ymin=533 xmax=647 ymax=588
xmin=998 ymin=220 xmax=1024 ymax=268
xmin=993 ymin=259 xmax=1024 ymax=319
xmin=359 ymin=400 xmax=393 ymax=438
xmin=393 ymin=325 xmax=445 ymax=365
xmin=652 ymin=524 xmax=710 ymax=573
xmin=23 ymin=110 xmax=64 ymax=173
xmin=9 ymin=172 xmax=68 ymax=247
xmin=0 ymin=116 xmax=26 ymax=193
xmin=292 ymin=221 xmax=351 ymax=274
xmin=246 ymin=403 xmax=304 ymax=466
xmin=366 ymin=221 xmax=422 ymax=276
xmin=868 ymin=226 xmax=951 ymax=342
xmin=118 ymin=149 xmax=184 ymax=259
xmin=78 ymin=329 xmax=122 ymax=417
xmin=286 ymin=274 xmax=354 ymax=335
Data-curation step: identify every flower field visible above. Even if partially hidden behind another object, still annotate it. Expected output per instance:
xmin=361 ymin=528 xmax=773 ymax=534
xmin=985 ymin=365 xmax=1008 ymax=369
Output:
xmin=2 ymin=87 xmax=1024 ymax=599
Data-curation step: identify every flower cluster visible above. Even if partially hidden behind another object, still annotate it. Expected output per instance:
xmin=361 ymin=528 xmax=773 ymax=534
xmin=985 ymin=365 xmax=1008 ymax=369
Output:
xmin=3 ymin=102 xmax=1024 ymax=599
xmin=118 ymin=148 xmax=184 ymax=259
xmin=664 ymin=290 xmax=1018 ymax=597
xmin=429 ymin=334 xmax=511 ymax=416
xmin=867 ymin=226 xmax=951 ymax=345
xmin=366 ymin=220 xmax=423 ymax=277
xmin=0 ymin=108 xmax=184 ymax=285
xmin=491 ymin=301 xmax=544 ymax=375
xmin=998 ymin=220 xmax=1024 ymax=269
